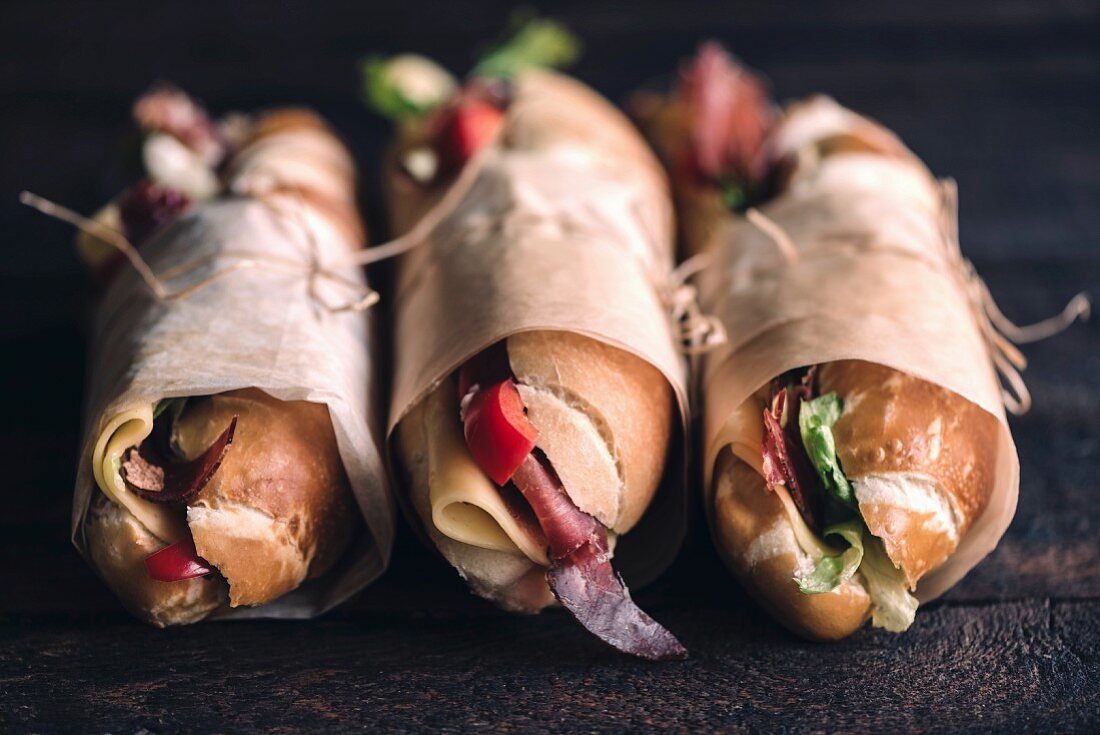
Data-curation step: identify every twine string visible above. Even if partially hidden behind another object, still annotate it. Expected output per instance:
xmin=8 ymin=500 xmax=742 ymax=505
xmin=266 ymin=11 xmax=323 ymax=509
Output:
xmin=334 ymin=130 xmax=502 ymax=268
xmin=664 ymin=251 xmax=728 ymax=355
xmin=937 ymin=179 xmax=1088 ymax=414
xmin=745 ymin=207 xmax=800 ymax=266
xmin=20 ymin=172 xmax=381 ymax=316
xmin=22 ymin=99 xmax=729 ymax=354
xmin=20 ymin=191 xmax=178 ymax=301
xmin=729 ymin=178 xmax=1088 ymax=416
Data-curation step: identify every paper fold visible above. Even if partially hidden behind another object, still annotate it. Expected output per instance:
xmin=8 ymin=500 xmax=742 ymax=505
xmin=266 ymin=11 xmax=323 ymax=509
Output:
xmin=698 ymin=102 xmax=1019 ymax=603
xmin=386 ymin=71 xmax=690 ymax=587
xmin=73 ymin=196 xmax=393 ymax=619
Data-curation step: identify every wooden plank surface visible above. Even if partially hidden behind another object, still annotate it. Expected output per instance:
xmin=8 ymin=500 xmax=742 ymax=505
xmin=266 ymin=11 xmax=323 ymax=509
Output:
xmin=1 ymin=1 xmax=1097 ymax=732
xmin=2 ymin=600 xmax=1098 ymax=733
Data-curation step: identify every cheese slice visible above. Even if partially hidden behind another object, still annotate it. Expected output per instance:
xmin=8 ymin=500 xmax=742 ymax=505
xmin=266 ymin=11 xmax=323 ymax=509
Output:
xmin=91 ymin=403 xmax=189 ymax=544
xmin=771 ymin=480 xmax=838 ymax=560
xmin=422 ymin=385 xmax=550 ymax=567
xmin=707 ymin=396 xmax=766 ymax=486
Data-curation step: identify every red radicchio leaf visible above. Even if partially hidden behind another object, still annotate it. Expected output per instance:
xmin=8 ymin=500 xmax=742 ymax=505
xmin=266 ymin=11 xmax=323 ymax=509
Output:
xmin=761 ymin=381 xmax=824 ymax=531
xmin=118 ymin=180 xmax=190 ymax=246
xmin=511 ymin=455 xmax=687 ymax=661
xmin=680 ymin=42 xmax=775 ymax=187
xmin=121 ymin=415 xmax=237 ymax=504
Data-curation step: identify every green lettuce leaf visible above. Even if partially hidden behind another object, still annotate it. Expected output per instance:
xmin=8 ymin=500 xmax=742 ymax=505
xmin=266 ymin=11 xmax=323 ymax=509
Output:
xmin=152 ymin=397 xmax=186 ymax=421
xmin=794 ymin=391 xmax=863 ymax=595
xmin=798 ymin=392 xmax=856 ymax=510
xmin=361 ymin=56 xmax=444 ymax=121
xmin=795 ymin=519 xmax=864 ymax=593
xmin=472 ymin=13 xmax=580 ymax=79
xmin=719 ymin=180 xmax=748 ymax=213
xmin=793 ymin=390 xmax=920 ymax=630
xmin=861 ymin=534 xmax=919 ymax=632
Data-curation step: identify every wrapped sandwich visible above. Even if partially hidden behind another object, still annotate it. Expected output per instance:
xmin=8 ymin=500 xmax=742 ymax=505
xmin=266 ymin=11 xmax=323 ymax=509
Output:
xmin=364 ymin=20 xmax=690 ymax=659
xmin=636 ymin=44 xmax=1085 ymax=639
xmin=37 ymin=87 xmax=393 ymax=625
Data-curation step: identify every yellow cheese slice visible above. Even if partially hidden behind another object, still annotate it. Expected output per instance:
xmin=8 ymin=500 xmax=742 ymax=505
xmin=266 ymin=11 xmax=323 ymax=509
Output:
xmin=91 ymin=403 xmax=188 ymax=544
xmin=771 ymin=481 xmax=839 ymax=560
xmin=422 ymin=385 xmax=550 ymax=567
xmin=708 ymin=396 xmax=766 ymax=483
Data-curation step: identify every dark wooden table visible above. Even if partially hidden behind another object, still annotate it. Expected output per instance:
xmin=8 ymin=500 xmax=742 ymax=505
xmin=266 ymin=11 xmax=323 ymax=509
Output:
xmin=2 ymin=1 xmax=1097 ymax=732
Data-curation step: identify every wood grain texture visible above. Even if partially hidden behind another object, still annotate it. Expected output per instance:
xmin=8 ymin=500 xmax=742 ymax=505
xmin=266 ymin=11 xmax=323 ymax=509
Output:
xmin=0 ymin=0 xmax=1097 ymax=732
xmin=1 ymin=600 xmax=1097 ymax=733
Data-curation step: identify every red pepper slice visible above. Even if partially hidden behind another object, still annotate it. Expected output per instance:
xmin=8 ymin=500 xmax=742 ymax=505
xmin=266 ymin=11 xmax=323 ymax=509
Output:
xmin=457 ymin=349 xmax=685 ymax=659
xmin=436 ymin=98 xmax=504 ymax=173
xmin=144 ymin=537 xmax=213 ymax=582
xmin=462 ymin=379 xmax=539 ymax=486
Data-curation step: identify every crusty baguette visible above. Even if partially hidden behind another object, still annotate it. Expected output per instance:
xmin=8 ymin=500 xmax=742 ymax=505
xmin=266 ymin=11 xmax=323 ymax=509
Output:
xmin=709 ymin=361 xmax=999 ymax=637
xmin=85 ymin=107 xmax=364 ymax=621
xmin=85 ymin=388 xmax=360 ymax=617
xmin=712 ymin=451 xmax=871 ymax=641
xmin=818 ymin=360 xmax=1000 ymax=588
xmin=386 ymin=69 xmax=675 ymax=610
xmin=395 ymin=334 xmax=671 ymax=610
xmin=642 ymin=67 xmax=1002 ymax=634
xmin=508 ymin=330 xmax=671 ymax=532
xmin=180 ymin=388 xmax=359 ymax=607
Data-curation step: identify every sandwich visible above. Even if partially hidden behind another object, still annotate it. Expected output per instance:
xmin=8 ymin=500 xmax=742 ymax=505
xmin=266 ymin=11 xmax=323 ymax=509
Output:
xmin=367 ymin=20 xmax=688 ymax=659
xmin=636 ymin=44 xmax=1025 ymax=639
xmin=61 ymin=87 xmax=388 ymax=625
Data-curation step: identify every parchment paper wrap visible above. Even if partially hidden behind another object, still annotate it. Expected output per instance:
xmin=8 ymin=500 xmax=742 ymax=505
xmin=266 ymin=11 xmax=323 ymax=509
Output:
xmin=699 ymin=99 xmax=1019 ymax=602
xmin=387 ymin=71 xmax=689 ymax=586
xmin=73 ymin=195 xmax=393 ymax=619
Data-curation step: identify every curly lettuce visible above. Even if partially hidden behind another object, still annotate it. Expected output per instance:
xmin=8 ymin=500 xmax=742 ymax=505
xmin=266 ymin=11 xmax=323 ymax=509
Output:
xmin=472 ymin=13 xmax=580 ymax=79
xmin=795 ymin=518 xmax=863 ymax=594
xmin=861 ymin=533 xmax=920 ymax=632
xmin=361 ymin=55 xmax=454 ymax=121
xmin=793 ymin=392 xmax=918 ymax=631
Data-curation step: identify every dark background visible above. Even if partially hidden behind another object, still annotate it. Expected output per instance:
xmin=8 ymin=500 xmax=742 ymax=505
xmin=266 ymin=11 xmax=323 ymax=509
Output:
xmin=1 ymin=1 xmax=1098 ymax=732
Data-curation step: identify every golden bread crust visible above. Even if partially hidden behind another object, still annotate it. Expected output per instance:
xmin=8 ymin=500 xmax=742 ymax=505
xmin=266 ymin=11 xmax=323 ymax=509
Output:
xmin=819 ymin=360 xmax=1000 ymax=586
xmin=508 ymin=330 xmax=672 ymax=533
xmin=85 ymin=493 xmax=226 ymax=626
xmin=179 ymin=389 xmax=359 ymax=607
xmin=712 ymin=454 xmax=871 ymax=641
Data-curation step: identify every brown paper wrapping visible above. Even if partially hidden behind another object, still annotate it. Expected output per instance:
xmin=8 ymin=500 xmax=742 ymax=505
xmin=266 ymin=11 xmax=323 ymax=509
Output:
xmin=72 ymin=189 xmax=394 ymax=620
xmin=699 ymin=98 xmax=1019 ymax=602
xmin=386 ymin=71 xmax=689 ymax=585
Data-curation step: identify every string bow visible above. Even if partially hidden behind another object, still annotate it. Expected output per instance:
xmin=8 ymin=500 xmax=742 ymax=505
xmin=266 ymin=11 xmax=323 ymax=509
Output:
xmin=937 ymin=179 xmax=1089 ymax=415
xmin=740 ymin=183 xmax=1089 ymax=416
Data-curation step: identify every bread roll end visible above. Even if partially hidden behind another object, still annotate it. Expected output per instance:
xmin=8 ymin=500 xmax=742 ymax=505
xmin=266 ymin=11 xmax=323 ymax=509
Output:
xmin=820 ymin=360 xmax=999 ymax=588
xmin=85 ymin=494 xmax=225 ymax=626
xmin=507 ymin=330 xmax=672 ymax=533
xmin=178 ymin=388 xmax=359 ymax=608
xmin=711 ymin=453 xmax=871 ymax=641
